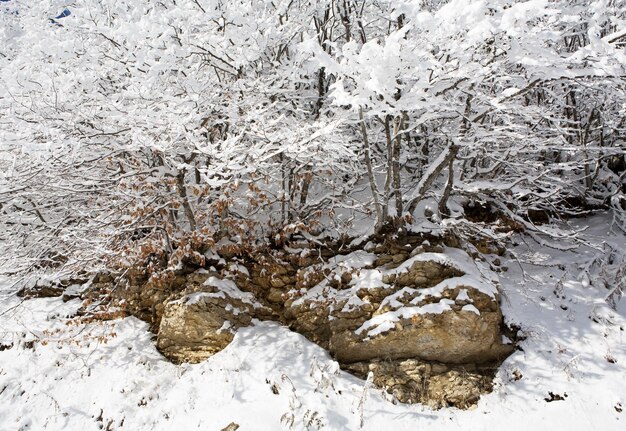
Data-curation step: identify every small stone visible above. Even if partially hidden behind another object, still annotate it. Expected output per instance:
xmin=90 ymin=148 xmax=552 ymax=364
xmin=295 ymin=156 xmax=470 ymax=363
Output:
xmin=392 ymin=254 xmax=408 ymax=263
xmin=382 ymin=274 xmax=396 ymax=284
xmin=270 ymin=277 xmax=286 ymax=288
xmin=375 ymin=255 xmax=394 ymax=266
xmin=409 ymin=246 xmax=425 ymax=257
xmin=413 ymin=276 xmax=429 ymax=287
xmin=267 ymin=288 xmax=285 ymax=304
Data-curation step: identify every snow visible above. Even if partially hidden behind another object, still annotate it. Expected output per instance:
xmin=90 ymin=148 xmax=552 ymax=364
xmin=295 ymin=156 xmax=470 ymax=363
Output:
xmin=380 ymin=286 xmax=416 ymax=310
xmin=295 ymin=245 xmax=501 ymax=338
xmin=291 ymin=252 xmax=382 ymax=308
xmin=356 ymin=299 xmax=456 ymax=338
xmin=413 ymin=274 xmax=498 ymax=301
xmin=63 ymin=283 xmax=89 ymax=298
xmin=461 ymin=304 xmax=480 ymax=315
xmin=1 ymin=0 xmax=625 ymax=426
xmin=217 ymin=321 xmax=232 ymax=334
xmin=296 ymin=247 xmax=498 ymax=315
xmin=1 ymin=218 xmax=626 ymax=430
xmin=353 ymin=248 xmax=500 ymax=337
xmin=456 ymin=288 xmax=471 ymax=302
xmin=328 ymin=250 xmax=377 ymax=269
xmin=180 ymin=276 xmax=260 ymax=308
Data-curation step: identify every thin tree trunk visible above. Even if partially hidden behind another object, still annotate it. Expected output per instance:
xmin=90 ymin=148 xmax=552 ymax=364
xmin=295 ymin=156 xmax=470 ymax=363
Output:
xmin=313 ymin=67 xmax=326 ymax=118
xmin=581 ymin=108 xmax=596 ymax=191
xmin=407 ymin=144 xmax=459 ymax=214
xmin=176 ymin=169 xmax=197 ymax=231
xmin=280 ymin=153 xmax=290 ymax=225
xmin=382 ymin=116 xmax=393 ymax=219
xmin=299 ymin=171 xmax=312 ymax=208
xmin=392 ymin=115 xmax=405 ymax=217
xmin=339 ymin=0 xmax=351 ymax=43
xmin=438 ymin=153 xmax=455 ymax=216
xmin=359 ymin=107 xmax=383 ymax=228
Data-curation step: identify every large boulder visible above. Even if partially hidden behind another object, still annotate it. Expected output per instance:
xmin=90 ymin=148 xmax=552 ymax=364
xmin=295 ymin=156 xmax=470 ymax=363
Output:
xmin=282 ymin=248 xmax=514 ymax=408
xmin=156 ymin=276 xmax=271 ymax=363
xmin=329 ymin=298 xmax=511 ymax=364
xmin=287 ymin=249 xmax=514 ymax=365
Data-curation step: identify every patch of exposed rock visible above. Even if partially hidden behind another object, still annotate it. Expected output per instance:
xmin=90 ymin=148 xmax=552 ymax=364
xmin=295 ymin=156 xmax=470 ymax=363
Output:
xmin=157 ymin=295 xmax=239 ymax=364
xmin=155 ymin=275 xmax=274 ymax=364
xmin=345 ymin=359 xmax=495 ymax=408
xmin=328 ymin=305 xmax=511 ymax=364
xmin=282 ymin=248 xmax=513 ymax=408
xmin=286 ymin=252 xmax=513 ymax=366
xmin=114 ymin=239 xmax=515 ymax=408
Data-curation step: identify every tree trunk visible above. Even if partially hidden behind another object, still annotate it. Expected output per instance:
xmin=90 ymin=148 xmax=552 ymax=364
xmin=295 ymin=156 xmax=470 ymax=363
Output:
xmin=176 ymin=169 xmax=197 ymax=231
xmin=438 ymin=153 xmax=455 ymax=216
xmin=392 ymin=115 xmax=404 ymax=218
xmin=359 ymin=107 xmax=384 ymax=228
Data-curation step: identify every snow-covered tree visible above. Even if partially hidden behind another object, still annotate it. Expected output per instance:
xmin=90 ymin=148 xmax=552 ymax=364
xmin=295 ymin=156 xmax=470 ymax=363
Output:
xmin=1 ymin=0 xmax=624 ymax=278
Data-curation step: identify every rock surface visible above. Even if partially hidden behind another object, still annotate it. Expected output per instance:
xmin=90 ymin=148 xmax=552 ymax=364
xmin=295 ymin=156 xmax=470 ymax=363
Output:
xmin=156 ymin=277 xmax=272 ymax=363
xmin=329 ymin=306 xmax=512 ymax=364
xmin=280 ymin=247 xmax=514 ymax=407
xmin=287 ymin=252 xmax=513 ymax=366
xmin=344 ymin=358 xmax=494 ymax=408
xmin=116 ymin=239 xmax=515 ymax=408
xmin=157 ymin=294 xmax=239 ymax=364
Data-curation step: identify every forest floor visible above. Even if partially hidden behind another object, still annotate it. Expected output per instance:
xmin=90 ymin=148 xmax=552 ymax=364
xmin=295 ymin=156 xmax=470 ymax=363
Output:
xmin=0 ymin=214 xmax=625 ymax=431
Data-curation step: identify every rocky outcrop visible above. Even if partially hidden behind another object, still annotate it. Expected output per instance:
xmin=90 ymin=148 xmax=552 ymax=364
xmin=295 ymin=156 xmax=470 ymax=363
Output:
xmin=280 ymin=248 xmax=514 ymax=407
xmin=157 ymin=294 xmax=240 ymax=364
xmin=287 ymin=252 xmax=513 ymax=366
xmin=114 ymin=238 xmax=515 ymax=408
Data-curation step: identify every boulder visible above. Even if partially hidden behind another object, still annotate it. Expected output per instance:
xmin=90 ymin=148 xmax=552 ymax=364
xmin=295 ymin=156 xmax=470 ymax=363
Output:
xmin=288 ymin=251 xmax=512 ymax=365
xmin=329 ymin=305 xmax=512 ymax=364
xmin=156 ymin=277 xmax=271 ymax=363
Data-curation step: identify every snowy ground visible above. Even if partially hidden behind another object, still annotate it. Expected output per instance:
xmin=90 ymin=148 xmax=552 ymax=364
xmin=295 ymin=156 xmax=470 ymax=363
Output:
xmin=1 ymin=215 xmax=625 ymax=431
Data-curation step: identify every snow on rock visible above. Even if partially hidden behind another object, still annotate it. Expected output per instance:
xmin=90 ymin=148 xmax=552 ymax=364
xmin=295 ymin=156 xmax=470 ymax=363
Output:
xmin=328 ymin=250 xmax=378 ymax=269
xmin=286 ymin=245 xmax=512 ymax=366
xmin=462 ymin=304 xmax=481 ymax=315
xmin=356 ymin=299 xmax=456 ymax=338
xmin=156 ymin=277 xmax=272 ymax=364
xmin=330 ymin=299 xmax=511 ymax=364
xmin=181 ymin=276 xmax=260 ymax=308
xmin=456 ymin=288 xmax=471 ymax=302
xmin=348 ymin=248 xmax=501 ymax=343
